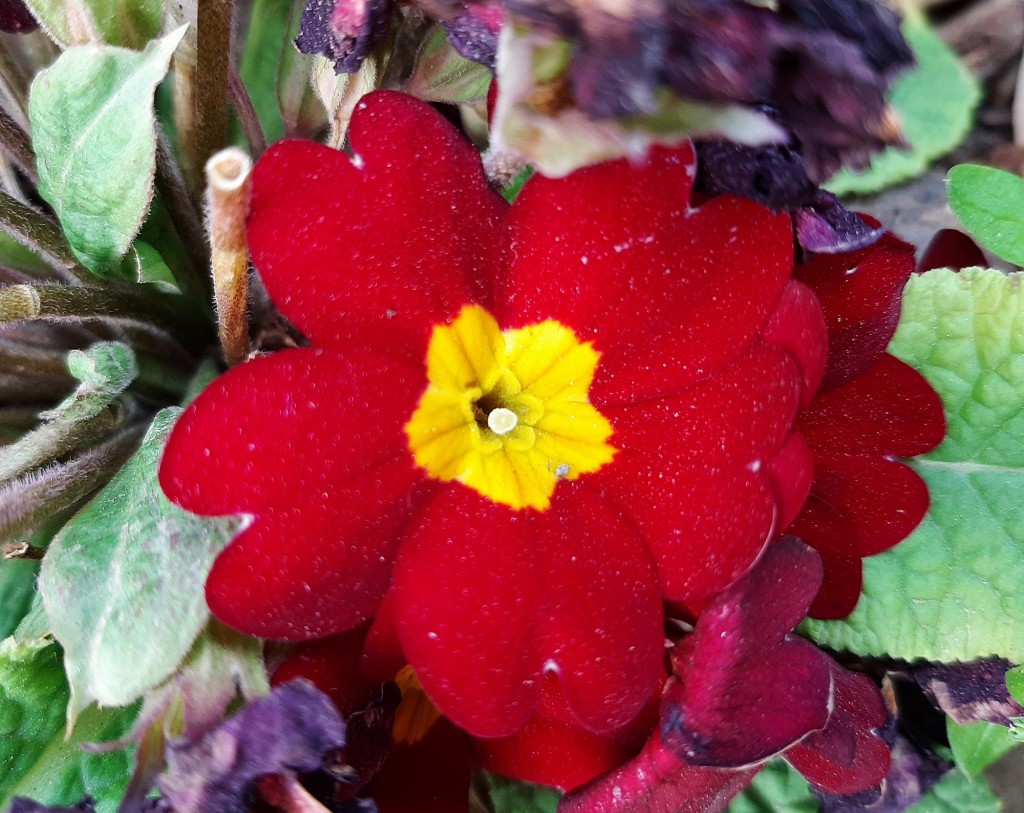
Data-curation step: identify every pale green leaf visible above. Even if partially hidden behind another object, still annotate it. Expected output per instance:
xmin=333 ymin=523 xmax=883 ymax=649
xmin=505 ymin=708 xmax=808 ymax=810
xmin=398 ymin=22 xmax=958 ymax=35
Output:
xmin=906 ymin=769 xmax=1000 ymax=813
xmin=804 ymin=269 xmax=1024 ymax=662
xmin=29 ymin=27 xmax=185 ymax=275
xmin=39 ymin=408 xmax=240 ymax=723
xmin=238 ymin=0 xmax=295 ymax=145
xmin=0 ymin=639 xmax=136 ymax=813
xmin=827 ymin=15 xmax=979 ymax=196
xmin=1007 ymin=665 xmax=1024 ymax=705
xmin=25 ymin=0 xmax=162 ymax=49
xmin=727 ymin=759 xmax=817 ymax=813
xmin=948 ymin=165 xmax=1024 ymax=266
xmin=947 ymin=719 xmax=1017 ymax=779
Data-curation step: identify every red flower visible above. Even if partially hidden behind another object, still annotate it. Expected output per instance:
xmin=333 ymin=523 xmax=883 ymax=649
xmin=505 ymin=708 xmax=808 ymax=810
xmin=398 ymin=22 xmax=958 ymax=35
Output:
xmin=790 ymin=231 xmax=946 ymax=617
xmin=563 ymin=539 xmax=891 ymax=813
xmin=160 ymin=90 xmax=825 ymax=738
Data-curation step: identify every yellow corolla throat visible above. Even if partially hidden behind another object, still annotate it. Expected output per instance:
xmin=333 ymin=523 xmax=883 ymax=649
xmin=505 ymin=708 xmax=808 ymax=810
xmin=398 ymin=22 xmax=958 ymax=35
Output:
xmin=405 ymin=304 xmax=615 ymax=511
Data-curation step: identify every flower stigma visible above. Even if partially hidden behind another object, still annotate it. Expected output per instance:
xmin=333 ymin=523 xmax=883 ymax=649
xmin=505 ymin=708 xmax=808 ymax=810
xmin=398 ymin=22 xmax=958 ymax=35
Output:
xmin=406 ymin=304 xmax=615 ymax=511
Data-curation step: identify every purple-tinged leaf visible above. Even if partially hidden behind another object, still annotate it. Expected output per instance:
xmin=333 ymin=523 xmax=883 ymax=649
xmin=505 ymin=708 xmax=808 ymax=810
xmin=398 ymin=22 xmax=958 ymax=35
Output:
xmin=0 ymin=0 xmax=36 ymax=32
xmin=7 ymin=799 xmax=96 ymax=813
xmin=157 ymin=680 xmax=346 ymax=813
xmin=443 ymin=3 xmax=502 ymax=69
xmin=794 ymin=193 xmax=885 ymax=254
xmin=296 ymin=0 xmax=393 ymax=73
xmin=915 ymin=659 xmax=1024 ymax=726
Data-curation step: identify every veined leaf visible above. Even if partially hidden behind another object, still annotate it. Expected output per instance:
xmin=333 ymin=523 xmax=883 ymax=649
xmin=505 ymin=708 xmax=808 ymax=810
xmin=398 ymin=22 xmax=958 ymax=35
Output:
xmin=805 ymin=269 xmax=1024 ymax=662
xmin=948 ymin=164 xmax=1024 ymax=266
xmin=25 ymin=0 xmax=162 ymax=49
xmin=39 ymin=409 xmax=240 ymax=723
xmin=947 ymin=719 xmax=1017 ymax=779
xmin=29 ymin=27 xmax=185 ymax=276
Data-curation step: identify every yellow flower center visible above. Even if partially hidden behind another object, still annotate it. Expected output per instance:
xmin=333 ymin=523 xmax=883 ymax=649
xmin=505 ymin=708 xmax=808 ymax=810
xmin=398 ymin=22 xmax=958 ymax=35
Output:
xmin=405 ymin=304 xmax=615 ymax=511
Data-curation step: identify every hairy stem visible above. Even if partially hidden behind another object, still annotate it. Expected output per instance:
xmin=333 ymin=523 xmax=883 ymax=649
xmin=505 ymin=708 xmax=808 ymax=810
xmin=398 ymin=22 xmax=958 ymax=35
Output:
xmin=194 ymin=0 xmax=234 ymax=187
xmin=0 ymin=191 xmax=93 ymax=284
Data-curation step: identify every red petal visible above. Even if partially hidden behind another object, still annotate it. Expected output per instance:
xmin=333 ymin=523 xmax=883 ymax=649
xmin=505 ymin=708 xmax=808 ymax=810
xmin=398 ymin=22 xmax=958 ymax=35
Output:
xmin=247 ymin=91 xmax=506 ymax=364
xmin=786 ymin=666 xmax=890 ymax=794
xmin=473 ymin=675 xmax=659 ymax=792
xmin=272 ymin=625 xmax=377 ymax=715
xmin=764 ymin=431 xmax=815 ymax=531
xmin=392 ymin=483 xmax=664 ymax=738
xmin=392 ymin=486 xmax=543 ymax=737
xmin=798 ymin=354 xmax=946 ymax=458
xmin=795 ymin=233 xmax=915 ymax=391
xmin=534 ymin=482 xmax=664 ymax=733
xmin=663 ymin=539 xmax=832 ymax=767
xmin=159 ymin=349 xmax=427 ymax=639
xmin=559 ymin=731 xmax=759 ymax=813
xmin=761 ymin=281 xmax=828 ymax=407
xmin=369 ymin=718 xmax=472 ymax=813
xmin=809 ymin=551 xmax=864 ymax=620
xmin=595 ymin=342 xmax=803 ymax=604
xmin=918 ymin=229 xmax=987 ymax=272
xmin=499 ymin=147 xmax=795 ymax=404
xmin=802 ymin=454 xmax=930 ymax=559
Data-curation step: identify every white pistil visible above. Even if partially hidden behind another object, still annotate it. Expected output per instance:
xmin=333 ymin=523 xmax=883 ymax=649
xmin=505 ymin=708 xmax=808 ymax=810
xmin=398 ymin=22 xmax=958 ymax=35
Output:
xmin=487 ymin=407 xmax=519 ymax=435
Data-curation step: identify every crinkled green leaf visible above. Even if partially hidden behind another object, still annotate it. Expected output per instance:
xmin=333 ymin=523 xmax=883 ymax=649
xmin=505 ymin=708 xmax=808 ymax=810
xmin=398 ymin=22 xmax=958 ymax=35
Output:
xmin=487 ymin=774 xmax=560 ymax=813
xmin=29 ymin=28 xmax=185 ymax=276
xmin=0 ymin=639 xmax=136 ymax=813
xmin=25 ymin=0 xmax=162 ymax=49
xmin=827 ymin=14 xmax=979 ymax=196
xmin=947 ymin=719 xmax=1017 ymax=779
xmin=0 ymin=559 xmax=40 ymax=639
xmin=948 ymin=165 xmax=1024 ymax=266
xmin=727 ymin=759 xmax=817 ymax=813
xmin=39 ymin=408 xmax=240 ymax=723
xmin=906 ymin=768 xmax=1000 ymax=813
xmin=804 ymin=269 xmax=1024 ymax=662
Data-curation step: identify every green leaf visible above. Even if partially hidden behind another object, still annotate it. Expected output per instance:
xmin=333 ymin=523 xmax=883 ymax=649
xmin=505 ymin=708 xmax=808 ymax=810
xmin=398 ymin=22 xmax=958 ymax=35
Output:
xmin=0 ymin=559 xmax=40 ymax=639
xmin=827 ymin=14 xmax=980 ymax=196
xmin=804 ymin=269 xmax=1024 ymax=662
xmin=727 ymin=759 xmax=817 ymax=813
xmin=487 ymin=774 xmax=561 ymax=813
xmin=1007 ymin=665 xmax=1024 ymax=705
xmin=0 ymin=638 xmax=136 ymax=813
xmin=947 ymin=719 xmax=1017 ymax=779
xmin=44 ymin=340 xmax=137 ymax=423
xmin=29 ymin=27 xmax=185 ymax=276
xmin=119 ymin=241 xmax=180 ymax=292
xmin=237 ymin=0 xmax=295 ymax=145
xmin=906 ymin=769 xmax=1001 ymax=813
xmin=403 ymin=25 xmax=493 ymax=104
xmin=948 ymin=165 xmax=1024 ymax=266
xmin=39 ymin=408 xmax=240 ymax=723
xmin=25 ymin=0 xmax=162 ymax=49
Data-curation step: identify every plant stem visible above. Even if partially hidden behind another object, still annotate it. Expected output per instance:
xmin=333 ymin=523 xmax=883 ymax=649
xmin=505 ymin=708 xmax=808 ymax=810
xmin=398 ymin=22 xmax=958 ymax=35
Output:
xmin=0 ymin=424 xmax=144 ymax=545
xmin=0 ymin=399 xmax=127 ymax=484
xmin=0 ymin=337 xmax=71 ymax=378
xmin=228 ymin=64 xmax=267 ymax=156
xmin=0 ymin=284 xmax=207 ymax=336
xmin=0 ymin=106 xmax=35 ymax=184
xmin=154 ymin=132 xmax=213 ymax=305
xmin=194 ymin=0 xmax=234 ymax=187
xmin=205 ymin=148 xmax=252 ymax=366
xmin=0 ymin=191 xmax=93 ymax=284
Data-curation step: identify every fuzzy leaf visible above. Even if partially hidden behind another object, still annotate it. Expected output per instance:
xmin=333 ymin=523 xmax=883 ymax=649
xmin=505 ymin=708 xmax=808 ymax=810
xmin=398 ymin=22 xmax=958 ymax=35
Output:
xmin=403 ymin=25 xmax=493 ymax=104
xmin=804 ymin=268 xmax=1024 ymax=662
xmin=24 ymin=0 xmax=162 ymax=49
xmin=906 ymin=768 xmax=1000 ymax=813
xmin=39 ymin=408 xmax=240 ymax=722
xmin=726 ymin=760 xmax=817 ymax=813
xmin=29 ymin=27 xmax=185 ymax=276
xmin=488 ymin=775 xmax=560 ymax=813
xmin=237 ymin=0 xmax=293 ymax=145
xmin=827 ymin=14 xmax=979 ymax=196
xmin=946 ymin=719 xmax=1017 ymax=779
xmin=0 ymin=639 xmax=136 ymax=813
xmin=948 ymin=165 xmax=1024 ymax=266
xmin=0 ymin=559 xmax=38 ymax=639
